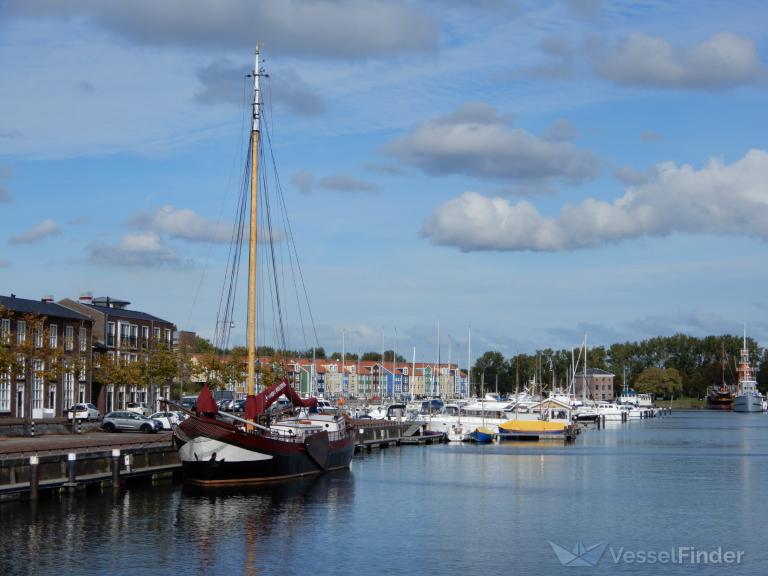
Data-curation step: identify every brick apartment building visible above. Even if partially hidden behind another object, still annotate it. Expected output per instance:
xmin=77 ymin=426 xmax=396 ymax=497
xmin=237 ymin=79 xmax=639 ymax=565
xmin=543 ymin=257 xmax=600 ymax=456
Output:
xmin=59 ymin=294 xmax=176 ymax=414
xmin=0 ymin=294 xmax=93 ymax=419
xmin=574 ymin=367 xmax=616 ymax=401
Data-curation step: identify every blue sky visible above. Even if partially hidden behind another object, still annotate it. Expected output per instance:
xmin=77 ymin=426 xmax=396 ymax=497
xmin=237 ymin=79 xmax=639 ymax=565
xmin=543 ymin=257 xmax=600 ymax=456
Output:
xmin=1 ymin=0 xmax=767 ymax=362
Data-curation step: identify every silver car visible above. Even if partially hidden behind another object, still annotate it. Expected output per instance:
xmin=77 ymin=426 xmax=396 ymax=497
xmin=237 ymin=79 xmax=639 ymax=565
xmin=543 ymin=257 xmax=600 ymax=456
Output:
xmin=102 ymin=411 xmax=163 ymax=433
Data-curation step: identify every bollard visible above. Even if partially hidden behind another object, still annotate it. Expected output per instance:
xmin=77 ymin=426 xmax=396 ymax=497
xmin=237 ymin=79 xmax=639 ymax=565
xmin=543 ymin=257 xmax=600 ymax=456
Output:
xmin=29 ymin=455 xmax=40 ymax=500
xmin=76 ymin=419 xmax=82 ymax=434
xmin=30 ymin=420 xmax=35 ymax=437
xmin=67 ymin=452 xmax=77 ymax=492
xmin=111 ymin=449 xmax=121 ymax=490
xmin=124 ymin=453 xmax=131 ymax=473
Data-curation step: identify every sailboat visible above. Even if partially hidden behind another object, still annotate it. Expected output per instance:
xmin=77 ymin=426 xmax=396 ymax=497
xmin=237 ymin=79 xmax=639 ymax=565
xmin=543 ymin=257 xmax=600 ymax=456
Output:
xmin=172 ymin=48 xmax=355 ymax=485
xmin=705 ymin=344 xmax=734 ymax=410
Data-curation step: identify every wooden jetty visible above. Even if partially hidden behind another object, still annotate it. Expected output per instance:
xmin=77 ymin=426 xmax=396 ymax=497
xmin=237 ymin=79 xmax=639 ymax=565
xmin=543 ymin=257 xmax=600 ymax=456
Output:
xmin=0 ymin=420 xmax=444 ymax=500
xmin=350 ymin=419 xmax=445 ymax=452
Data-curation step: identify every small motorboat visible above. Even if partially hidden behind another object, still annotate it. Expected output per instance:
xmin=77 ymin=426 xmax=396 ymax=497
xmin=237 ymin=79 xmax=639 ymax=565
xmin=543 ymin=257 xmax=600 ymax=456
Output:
xmin=468 ymin=426 xmax=495 ymax=443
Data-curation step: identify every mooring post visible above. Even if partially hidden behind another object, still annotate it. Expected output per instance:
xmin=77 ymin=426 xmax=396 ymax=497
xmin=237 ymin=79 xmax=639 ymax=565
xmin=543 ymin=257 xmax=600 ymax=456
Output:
xmin=30 ymin=420 xmax=35 ymax=437
xmin=29 ymin=455 xmax=39 ymax=500
xmin=67 ymin=452 xmax=77 ymax=492
xmin=111 ymin=448 xmax=121 ymax=490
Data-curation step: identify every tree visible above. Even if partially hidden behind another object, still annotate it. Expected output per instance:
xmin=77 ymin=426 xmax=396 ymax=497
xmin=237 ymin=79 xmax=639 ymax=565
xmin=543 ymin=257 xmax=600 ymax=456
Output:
xmin=361 ymin=352 xmax=382 ymax=362
xmin=634 ymin=367 xmax=683 ymax=399
xmin=195 ymin=336 xmax=215 ymax=354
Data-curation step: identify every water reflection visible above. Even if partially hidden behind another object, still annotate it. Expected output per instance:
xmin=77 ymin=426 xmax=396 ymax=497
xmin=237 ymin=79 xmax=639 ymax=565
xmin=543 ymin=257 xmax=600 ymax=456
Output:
xmin=0 ymin=471 xmax=354 ymax=576
xmin=3 ymin=413 xmax=768 ymax=576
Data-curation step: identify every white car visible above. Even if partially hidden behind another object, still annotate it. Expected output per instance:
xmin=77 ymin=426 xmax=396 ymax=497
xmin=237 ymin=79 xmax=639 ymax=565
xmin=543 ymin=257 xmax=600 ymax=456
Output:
xmin=148 ymin=411 xmax=186 ymax=430
xmin=126 ymin=402 xmax=150 ymax=416
xmin=68 ymin=403 xmax=100 ymax=421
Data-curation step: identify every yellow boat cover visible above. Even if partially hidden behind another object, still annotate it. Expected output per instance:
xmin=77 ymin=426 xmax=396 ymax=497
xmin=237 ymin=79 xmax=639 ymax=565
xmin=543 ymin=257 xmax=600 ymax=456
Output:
xmin=499 ymin=419 xmax=566 ymax=432
xmin=475 ymin=426 xmax=495 ymax=435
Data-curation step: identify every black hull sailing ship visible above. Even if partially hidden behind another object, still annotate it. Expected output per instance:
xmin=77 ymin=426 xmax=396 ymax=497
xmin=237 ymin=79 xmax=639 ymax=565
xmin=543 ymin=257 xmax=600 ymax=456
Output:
xmin=173 ymin=47 xmax=354 ymax=485
xmin=175 ymin=382 xmax=355 ymax=485
xmin=705 ymin=386 xmax=734 ymax=410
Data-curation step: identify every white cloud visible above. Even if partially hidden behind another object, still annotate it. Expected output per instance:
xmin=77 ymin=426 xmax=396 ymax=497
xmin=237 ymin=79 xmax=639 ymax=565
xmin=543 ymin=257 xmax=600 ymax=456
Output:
xmin=386 ymin=102 xmax=599 ymax=185
xmin=6 ymin=0 xmax=437 ymax=59
xmin=9 ymin=219 xmax=61 ymax=244
xmin=591 ymin=32 xmax=763 ymax=89
xmin=88 ymin=232 xmax=179 ymax=266
xmin=195 ymin=61 xmax=326 ymax=116
xmin=128 ymin=205 xmax=231 ymax=243
xmin=422 ymin=149 xmax=768 ymax=251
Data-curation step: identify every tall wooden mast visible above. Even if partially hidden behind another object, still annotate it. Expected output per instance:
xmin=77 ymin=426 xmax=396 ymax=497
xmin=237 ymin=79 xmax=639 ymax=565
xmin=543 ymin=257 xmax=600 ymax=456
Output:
xmin=247 ymin=46 xmax=261 ymax=397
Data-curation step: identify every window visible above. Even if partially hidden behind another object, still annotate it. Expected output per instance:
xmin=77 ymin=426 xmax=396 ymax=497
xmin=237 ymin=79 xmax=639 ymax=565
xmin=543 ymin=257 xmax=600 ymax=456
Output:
xmin=0 ymin=371 xmax=10 ymax=413
xmin=49 ymin=324 xmax=58 ymax=348
xmin=107 ymin=322 xmax=116 ymax=347
xmin=119 ymin=323 xmax=129 ymax=346
xmin=64 ymin=325 xmax=74 ymax=351
xmin=164 ymin=328 xmax=171 ymax=347
xmin=129 ymin=324 xmax=138 ymax=347
xmin=15 ymin=354 xmax=25 ymax=380
xmin=79 ymin=327 xmax=87 ymax=352
xmin=32 ymin=360 xmax=44 ymax=410
xmin=17 ymin=320 xmax=26 ymax=345
xmin=153 ymin=327 xmax=160 ymax=341
xmin=142 ymin=325 xmax=149 ymax=348
xmin=62 ymin=369 xmax=74 ymax=412
xmin=0 ymin=319 xmax=9 ymax=343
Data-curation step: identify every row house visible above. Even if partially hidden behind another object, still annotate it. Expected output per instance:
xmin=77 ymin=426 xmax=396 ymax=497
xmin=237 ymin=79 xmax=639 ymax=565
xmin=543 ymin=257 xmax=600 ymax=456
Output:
xmin=59 ymin=294 xmax=176 ymax=414
xmin=187 ymin=353 xmax=469 ymax=401
xmin=574 ymin=368 xmax=616 ymax=401
xmin=286 ymin=359 xmax=466 ymax=400
xmin=0 ymin=294 xmax=93 ymax=419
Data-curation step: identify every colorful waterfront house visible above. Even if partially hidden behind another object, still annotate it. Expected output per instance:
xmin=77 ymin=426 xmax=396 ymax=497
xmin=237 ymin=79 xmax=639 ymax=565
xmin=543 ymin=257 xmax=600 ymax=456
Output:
xmin=0 ymin=294 xmax=94 ymax=420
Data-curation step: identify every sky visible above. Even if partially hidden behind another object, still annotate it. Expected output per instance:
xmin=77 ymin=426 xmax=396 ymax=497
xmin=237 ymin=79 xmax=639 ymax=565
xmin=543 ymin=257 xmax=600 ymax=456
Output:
xmin=1 ymin=0 xmax=767 ymax=364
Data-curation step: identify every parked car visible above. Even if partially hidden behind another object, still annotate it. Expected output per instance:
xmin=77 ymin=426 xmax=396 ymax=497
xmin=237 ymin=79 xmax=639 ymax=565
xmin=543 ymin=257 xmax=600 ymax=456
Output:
xmin=217 ymin=399 xmax=235 ymax=412
xmin=148 ymin=411 xmax=186 ymax=430
xmin=179 ymin=396 xmax=197 ymax=411
xmin=102 ymin=411 xmax=163 ymax=433
xmin=67 ymin=403 xmax=100 ymax=421
xmin=126 ymin=402 xmax=150 ymax=416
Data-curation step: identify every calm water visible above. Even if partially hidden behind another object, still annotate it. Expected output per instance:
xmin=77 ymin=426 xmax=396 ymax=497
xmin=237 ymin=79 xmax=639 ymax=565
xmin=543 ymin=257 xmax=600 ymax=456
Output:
xmin=2 ymin=410 xmax=768 ymax=575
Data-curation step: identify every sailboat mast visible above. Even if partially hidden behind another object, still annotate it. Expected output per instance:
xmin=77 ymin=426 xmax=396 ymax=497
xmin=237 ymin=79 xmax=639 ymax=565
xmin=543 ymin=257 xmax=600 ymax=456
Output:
xmin=247 ymin=46 xmax=261 ymax=397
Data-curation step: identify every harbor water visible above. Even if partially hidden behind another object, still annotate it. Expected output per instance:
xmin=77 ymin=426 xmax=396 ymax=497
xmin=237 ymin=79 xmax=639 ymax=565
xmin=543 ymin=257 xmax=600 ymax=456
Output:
xmin=2 ymin=410 xmax=767 ymax=575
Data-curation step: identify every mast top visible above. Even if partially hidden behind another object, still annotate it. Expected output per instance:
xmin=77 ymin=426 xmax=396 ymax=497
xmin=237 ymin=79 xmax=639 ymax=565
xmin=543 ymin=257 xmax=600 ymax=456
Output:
xmin=252 ymin=45 xmax=262 ymax=133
